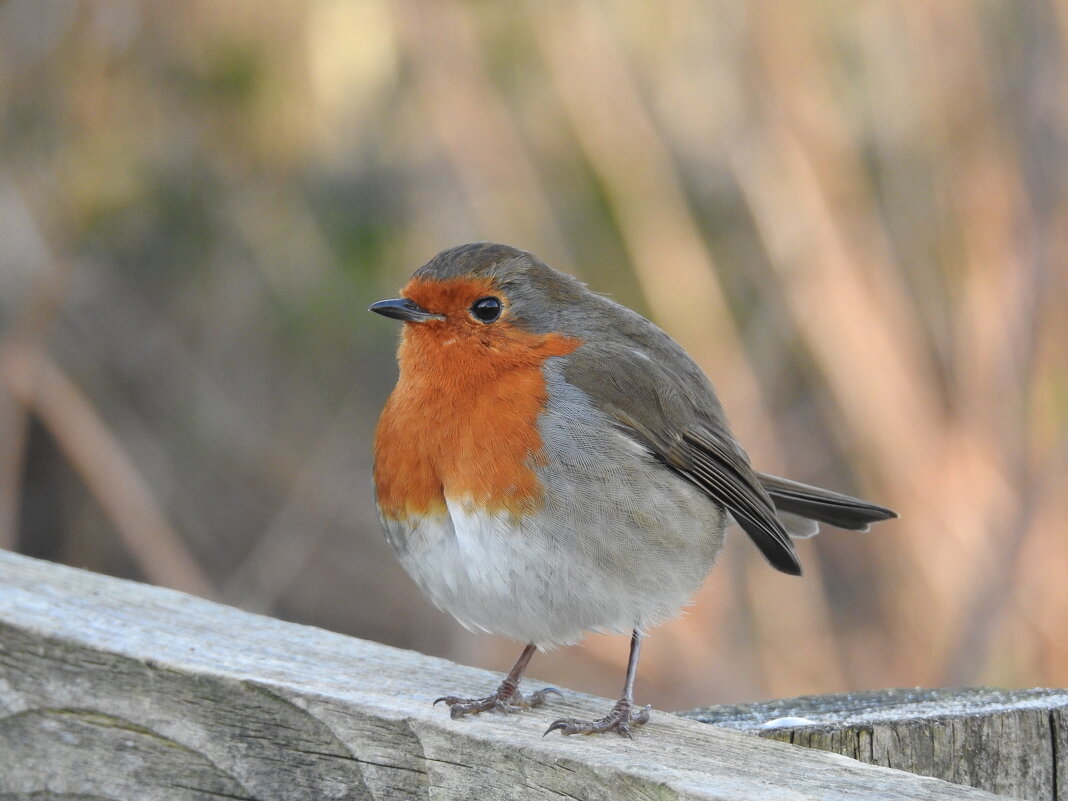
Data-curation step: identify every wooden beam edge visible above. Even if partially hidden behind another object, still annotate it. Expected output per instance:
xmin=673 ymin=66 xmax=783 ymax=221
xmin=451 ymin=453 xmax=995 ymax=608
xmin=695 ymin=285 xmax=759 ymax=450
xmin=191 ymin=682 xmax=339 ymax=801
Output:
xmin=0 ymin=551 xmax=1010 ymax=801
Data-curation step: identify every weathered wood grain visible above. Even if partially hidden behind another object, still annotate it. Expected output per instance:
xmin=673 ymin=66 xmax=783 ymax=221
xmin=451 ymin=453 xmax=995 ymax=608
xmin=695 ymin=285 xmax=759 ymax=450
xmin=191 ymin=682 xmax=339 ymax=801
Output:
xmin=0 ymin=551 xmax=1012 ymax=800
xmin=684 ymin=687 xmax=1068 ymax=801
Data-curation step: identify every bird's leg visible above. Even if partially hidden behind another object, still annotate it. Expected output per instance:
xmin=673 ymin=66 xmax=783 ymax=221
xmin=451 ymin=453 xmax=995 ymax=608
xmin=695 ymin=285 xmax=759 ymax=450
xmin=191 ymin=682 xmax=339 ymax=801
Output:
xmin=544 ymin=628 xmax=651 ymax=738
xmin=434 ymin=643 xmax=562 ymax=719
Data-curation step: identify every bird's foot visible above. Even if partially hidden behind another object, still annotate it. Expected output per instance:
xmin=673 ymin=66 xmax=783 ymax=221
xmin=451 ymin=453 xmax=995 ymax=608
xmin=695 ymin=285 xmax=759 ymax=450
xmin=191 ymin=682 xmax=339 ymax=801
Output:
xmin=434 ymin=684 xmax=562 ymax=719
xmin=544 ymin=698 xmax=651 ymax=738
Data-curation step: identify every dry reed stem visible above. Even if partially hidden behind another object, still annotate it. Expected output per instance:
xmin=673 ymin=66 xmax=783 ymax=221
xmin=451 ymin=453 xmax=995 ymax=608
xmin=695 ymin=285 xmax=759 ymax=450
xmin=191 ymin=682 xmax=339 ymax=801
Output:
xmin=895 ymin=3 xmax=1060 ymax=685
xmin=526 ymin=3 xmax=763 ymax=424
xmin=0 ymin=341 xmax=215 ymax=599
xmin=392 ymin=0 xmax=567 ymax=264
xmin=222 ymin=395 xmax=368 ymax=611
xmin=734 ymin=1 xmax=1048 ymax=685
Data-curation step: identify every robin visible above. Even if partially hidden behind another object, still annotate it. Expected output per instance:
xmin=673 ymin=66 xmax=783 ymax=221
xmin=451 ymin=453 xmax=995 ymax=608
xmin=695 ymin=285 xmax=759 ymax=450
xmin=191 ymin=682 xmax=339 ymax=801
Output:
xmin=370 ymin=243 xmax=895 ymax=737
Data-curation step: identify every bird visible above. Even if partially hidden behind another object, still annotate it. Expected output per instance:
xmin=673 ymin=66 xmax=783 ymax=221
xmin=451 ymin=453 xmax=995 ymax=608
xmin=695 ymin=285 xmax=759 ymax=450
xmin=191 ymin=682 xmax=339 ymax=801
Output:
xmin=370 ymin=242 xmax=896 ymax=737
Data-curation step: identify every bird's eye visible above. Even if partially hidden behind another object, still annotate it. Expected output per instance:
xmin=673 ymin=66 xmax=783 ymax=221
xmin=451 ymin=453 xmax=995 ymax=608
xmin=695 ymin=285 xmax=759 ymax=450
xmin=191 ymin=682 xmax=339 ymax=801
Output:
xmin=470 ymin=296 xmax=503 ymax=323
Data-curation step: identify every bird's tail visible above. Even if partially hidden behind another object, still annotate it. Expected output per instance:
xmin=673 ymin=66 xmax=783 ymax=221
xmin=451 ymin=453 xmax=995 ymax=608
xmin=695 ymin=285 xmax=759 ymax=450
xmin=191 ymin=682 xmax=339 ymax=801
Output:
xmin=757 ymin=472 xmax=897 ymax=537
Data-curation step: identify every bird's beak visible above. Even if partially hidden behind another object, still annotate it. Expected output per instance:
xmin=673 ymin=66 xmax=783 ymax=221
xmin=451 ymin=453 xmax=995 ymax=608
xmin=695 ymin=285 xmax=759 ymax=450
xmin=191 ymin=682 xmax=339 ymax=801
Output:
xmin=368 ymin=297 xmax=445 ymax=323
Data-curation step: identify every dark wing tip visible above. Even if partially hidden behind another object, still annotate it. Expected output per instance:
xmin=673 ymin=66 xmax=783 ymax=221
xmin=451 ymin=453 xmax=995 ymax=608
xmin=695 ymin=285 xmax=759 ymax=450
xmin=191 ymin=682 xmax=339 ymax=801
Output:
xmin=677 ymin=431 xmax=805 ymax=577
xmin=781 ymin=559 xmax=804 ymax=577
xmin=735 ymin=512 xmax=803 ymax=576
xmin=766 ymin=544 xmax=804 ymax=576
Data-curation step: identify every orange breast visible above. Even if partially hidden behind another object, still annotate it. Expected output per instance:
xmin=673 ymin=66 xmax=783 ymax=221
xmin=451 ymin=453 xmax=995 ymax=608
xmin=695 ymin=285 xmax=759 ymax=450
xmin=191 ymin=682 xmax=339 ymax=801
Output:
xmin=374 ymin=310 xmax=581 ymax=522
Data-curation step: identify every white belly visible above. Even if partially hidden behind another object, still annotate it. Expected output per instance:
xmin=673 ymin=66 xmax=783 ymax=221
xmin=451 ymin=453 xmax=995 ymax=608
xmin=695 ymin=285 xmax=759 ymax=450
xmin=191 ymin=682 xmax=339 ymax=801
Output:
xmin=385 ymin=503 xmax=591 ymax=646
xmin=381 ymin=455 xmax=725 ymax=648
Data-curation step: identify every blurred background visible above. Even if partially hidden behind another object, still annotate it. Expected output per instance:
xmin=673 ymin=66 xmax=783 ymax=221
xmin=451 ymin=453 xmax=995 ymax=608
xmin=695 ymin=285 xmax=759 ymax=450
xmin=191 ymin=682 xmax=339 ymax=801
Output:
xmin=1 ymin=0 xmax=1066 ymax=712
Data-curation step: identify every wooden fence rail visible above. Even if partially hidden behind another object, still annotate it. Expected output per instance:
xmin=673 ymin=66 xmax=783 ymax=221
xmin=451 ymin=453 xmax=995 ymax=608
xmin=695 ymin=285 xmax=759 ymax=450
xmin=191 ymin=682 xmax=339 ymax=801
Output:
xmin=685 ymin=687 xmax=1067 ymax=800
xmin=0 ymin=550 xmax=1047 ymax=800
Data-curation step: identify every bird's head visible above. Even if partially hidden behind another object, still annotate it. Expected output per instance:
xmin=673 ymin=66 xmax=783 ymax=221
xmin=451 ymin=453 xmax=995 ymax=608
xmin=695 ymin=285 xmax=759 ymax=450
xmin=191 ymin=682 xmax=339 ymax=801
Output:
xmin=370 ymin=243 xmax=588 ymax=377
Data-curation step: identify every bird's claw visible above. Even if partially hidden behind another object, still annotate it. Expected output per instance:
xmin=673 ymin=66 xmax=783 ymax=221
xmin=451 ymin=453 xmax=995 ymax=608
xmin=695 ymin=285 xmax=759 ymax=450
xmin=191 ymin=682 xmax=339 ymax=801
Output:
xmin=526 ymin=686 xmax=564 ymax=706
xmin=434 ymin=686 xmax=562 ymax=719
xmin=544 ymin=701 xmax=651 ymax=738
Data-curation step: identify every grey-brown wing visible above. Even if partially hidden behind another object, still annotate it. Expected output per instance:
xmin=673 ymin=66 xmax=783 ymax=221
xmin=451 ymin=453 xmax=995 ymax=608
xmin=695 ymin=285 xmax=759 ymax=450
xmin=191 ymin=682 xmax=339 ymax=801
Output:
xmin=562 ymin=342 xmax=802 ymax=576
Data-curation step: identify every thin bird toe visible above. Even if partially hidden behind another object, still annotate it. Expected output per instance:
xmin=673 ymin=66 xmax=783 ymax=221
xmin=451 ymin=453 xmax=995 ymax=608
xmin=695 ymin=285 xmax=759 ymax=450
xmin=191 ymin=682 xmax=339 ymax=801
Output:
xmin=543 ymin=702 xmax=651 ymax=737
xmin=433 ymin=694 xmax=497 ymax=717
xmin=524 ymin=686 xmax=564 ymax=706
xmin=434 ymin=685 xmax=562 ymax=718
xmin=543 ymin=718 xmax=582 ymax=736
